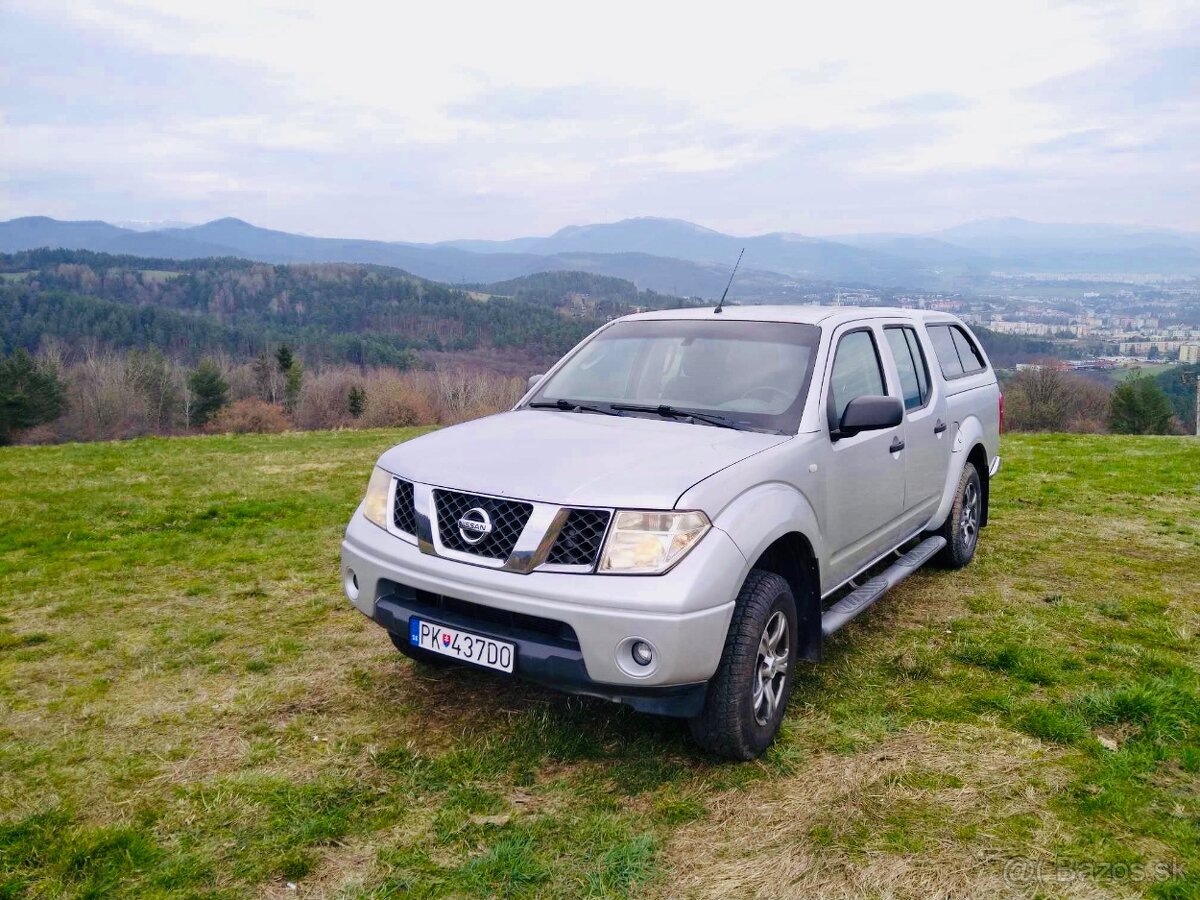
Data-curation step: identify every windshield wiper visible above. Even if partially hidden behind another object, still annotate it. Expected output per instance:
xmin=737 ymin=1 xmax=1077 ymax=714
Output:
xmin=609 ymin=403 xmax=756 ymax=431
xmin=528 ymin=399 xmax=623 ymax=417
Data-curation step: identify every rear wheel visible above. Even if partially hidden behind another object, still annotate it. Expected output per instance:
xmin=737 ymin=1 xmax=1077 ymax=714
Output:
xmin=689 ymin=570 xmax=798 ymax=760
xmin=935 ymin=462 xmax=982 ymax=569
xmin=388 ymin=630 xmax=456 ymax=667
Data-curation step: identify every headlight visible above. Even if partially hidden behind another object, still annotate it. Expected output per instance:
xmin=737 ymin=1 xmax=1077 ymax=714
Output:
xmin=361 ymin=467 xmax=392 ymax=529
xmin=598 ymin=510 xmax=711 ymax=574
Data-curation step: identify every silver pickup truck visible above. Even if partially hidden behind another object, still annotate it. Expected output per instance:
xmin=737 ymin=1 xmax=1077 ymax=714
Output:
xmin=341 ymin=306 xmax=1001 ymax=759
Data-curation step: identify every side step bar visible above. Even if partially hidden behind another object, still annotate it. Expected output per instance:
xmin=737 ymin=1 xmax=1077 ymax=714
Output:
xmin=821 ymin=536 xmax=946 ymax=637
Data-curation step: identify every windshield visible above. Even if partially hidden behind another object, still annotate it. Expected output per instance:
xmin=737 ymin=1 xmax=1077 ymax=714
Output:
xmin=527 ymin=318 xmax=821 ymax=433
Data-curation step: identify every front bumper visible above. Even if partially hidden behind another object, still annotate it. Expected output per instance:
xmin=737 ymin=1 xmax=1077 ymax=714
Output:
xmin=371 ymin=589 xmax=709 ymax=716
xmin=341 ymin=508 xmax=743 ymax=698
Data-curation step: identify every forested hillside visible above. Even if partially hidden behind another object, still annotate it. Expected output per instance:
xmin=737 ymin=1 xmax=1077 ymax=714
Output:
xmin=473 ymin=270 xmax=689 ymax=317
xmin=0 ymin=250 xmax=602 ymax=367
xmin=1 ymin=249 xmax=1090 ymax=374
xmin=7 ymin=247 xmax=1173 ymax=447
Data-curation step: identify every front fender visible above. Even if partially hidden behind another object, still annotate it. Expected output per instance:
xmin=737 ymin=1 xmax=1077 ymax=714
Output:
xmin=705 ymin=481 xmax=825 ymax=660
xmin=710 ymin=481 xmax=824 ymax=581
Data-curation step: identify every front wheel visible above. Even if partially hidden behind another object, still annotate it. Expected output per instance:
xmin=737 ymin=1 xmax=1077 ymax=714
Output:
xmin=689 ymin=570 xmax=798 ymax=760
xmin=934 ymin=462 xmax=982 ymax=569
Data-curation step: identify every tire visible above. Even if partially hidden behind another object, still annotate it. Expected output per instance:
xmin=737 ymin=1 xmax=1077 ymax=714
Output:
xmin=934 ymin=462 xmax=982 ymax=569
xmin=689 ymin=570 xmax=798 ymax=760
xmin=388 ymin=630 xmax=456 ymax=667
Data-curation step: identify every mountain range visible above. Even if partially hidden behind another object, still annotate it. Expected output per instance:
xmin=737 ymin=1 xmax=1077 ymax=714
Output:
xmin=2 ymin=214 xmax=1198 ymax=298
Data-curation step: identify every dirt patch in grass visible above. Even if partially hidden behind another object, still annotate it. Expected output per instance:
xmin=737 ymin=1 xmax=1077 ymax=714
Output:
xmin=660 ymin=723 xmax=1088 ymax=900
xmin=257 ymin=822 xmax=421 ymax=899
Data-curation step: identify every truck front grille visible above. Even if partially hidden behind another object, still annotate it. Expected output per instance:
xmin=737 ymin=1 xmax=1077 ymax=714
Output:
xmin=434 ymin=489 xmax=532 ymax=560
xmin=547 ymin=508 xmax=611 ymax=567
xmin=392 ymin=478 xmax=417 ymax=535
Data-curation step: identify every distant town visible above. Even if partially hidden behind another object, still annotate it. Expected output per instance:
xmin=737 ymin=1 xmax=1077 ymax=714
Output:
xmin=767 ymin=278 xmax=1200 ymax=369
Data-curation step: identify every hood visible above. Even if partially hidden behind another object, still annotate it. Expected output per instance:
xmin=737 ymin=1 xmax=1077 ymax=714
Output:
xmin=376 ymin=408 xmax=791 ymax=509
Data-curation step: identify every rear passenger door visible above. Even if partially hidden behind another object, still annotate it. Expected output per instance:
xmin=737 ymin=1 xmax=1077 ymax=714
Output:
xmin=821 ymin=324 xmax=907 ymax=585
xmin=882 ymin=323 xmax=950 ymax=529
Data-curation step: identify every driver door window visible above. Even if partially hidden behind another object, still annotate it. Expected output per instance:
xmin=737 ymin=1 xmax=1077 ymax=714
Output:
xmin=828 ymin=330 xmax=887 ymax=428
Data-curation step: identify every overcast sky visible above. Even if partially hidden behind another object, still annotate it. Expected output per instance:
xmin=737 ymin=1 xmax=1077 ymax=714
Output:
xmin=2 ymin=0 xmax=1198 ymax=241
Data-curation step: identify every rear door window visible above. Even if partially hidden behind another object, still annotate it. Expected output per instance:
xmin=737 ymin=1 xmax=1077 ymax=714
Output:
xmin=951 ymin=327 xmax=986 ymax=374
xmin=927 ymin=323 xmax=987 ymax=380
xmin=927 ymin=325 xmax=964 ymax=378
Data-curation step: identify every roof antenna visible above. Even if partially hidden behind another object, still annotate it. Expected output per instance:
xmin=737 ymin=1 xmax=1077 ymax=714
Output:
xmin=713 ymin=247 xmax=744 ymax=314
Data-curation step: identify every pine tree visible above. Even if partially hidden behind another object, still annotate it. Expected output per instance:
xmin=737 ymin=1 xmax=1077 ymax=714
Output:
xmin=272 ymin=344 xmax=302 ymax=413
xmin=275 ymin=344 xmax=295 ymax=374
xmin=188 ymin=359 xmax=229 ymax=427
xmin=347 ymin=386 xmax=365 ymax=418
xmin=284 ymin=359 xmax=303 ymax=414
xmin=1109 ymin=375 xmax=1175 ymax=434
xmin=0 ymin=349 xmax=67 ymax=445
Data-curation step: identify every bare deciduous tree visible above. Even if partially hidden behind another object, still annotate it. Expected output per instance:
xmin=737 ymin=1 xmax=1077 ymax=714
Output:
xmin=1003 ymin=361 xmax=1113 ymax=433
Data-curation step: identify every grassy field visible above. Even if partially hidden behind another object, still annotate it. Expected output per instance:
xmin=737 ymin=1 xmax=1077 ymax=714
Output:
xmin=1 ymin=430 xmax=1198 ymax=898
xmin=1113 ymin=363 xmax=1176 ymax=382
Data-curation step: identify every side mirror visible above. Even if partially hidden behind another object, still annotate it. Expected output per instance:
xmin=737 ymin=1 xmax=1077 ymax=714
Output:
xmin=835 ymin=395 xmax=903 ymax=439
xmin=527 ymin=373 xmax=545 ymax=392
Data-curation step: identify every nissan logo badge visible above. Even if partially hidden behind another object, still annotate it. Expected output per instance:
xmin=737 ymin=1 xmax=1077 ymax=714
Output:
xmin=457 ymin=507 xmax=493 ymax=544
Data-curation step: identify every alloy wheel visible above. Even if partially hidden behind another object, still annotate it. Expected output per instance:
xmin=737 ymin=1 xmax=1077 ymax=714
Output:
xmin=960 ymin=480 xmax=980 ymax=551
xmin=753 ymin=610 xmax=790 ymax=726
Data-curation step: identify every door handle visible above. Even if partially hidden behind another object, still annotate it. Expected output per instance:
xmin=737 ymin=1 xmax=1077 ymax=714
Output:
xmin=933 ymin=419 xmax=947 ymax=434
xmin=889 ymin=437 xmax=905 ymax=453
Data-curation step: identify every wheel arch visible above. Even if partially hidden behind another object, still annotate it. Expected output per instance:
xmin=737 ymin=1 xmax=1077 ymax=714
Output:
xmin=966 ymin=442 xmax=990 ymax=526
xmin=927 ymin=414 xmax=989 ymax=532
xmin=710 ymin=481 xmax=826 ymax=662
xmin=748 ymin=531 xmax=822 ymax=662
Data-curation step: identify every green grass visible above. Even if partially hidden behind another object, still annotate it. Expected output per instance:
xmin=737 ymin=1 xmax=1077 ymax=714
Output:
xmin=1 ymin=431 xmax=1198 ymax=897
xmin=1113 ymin=362 xmax=1175 ymax=381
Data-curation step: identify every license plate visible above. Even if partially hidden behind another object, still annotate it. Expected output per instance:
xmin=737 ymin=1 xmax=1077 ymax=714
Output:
xmin=409 ymin=618 xmax=515 ymax=673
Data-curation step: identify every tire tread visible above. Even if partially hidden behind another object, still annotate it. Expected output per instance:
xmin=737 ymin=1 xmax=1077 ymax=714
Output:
xmin=934 ymin=462 xmax=980 ymax=569
xmin=689 ymin=570 xmax=796 ymax=760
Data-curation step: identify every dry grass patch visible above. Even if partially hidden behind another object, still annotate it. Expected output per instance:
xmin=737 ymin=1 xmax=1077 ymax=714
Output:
xmin=256 ymin=822 xmax=421 ymax=899
xmin=661 ymin=723 xmax=1101 ymax=900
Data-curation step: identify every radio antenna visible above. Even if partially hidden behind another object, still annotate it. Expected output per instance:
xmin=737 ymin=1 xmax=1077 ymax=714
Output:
xmin=713 ymin=248 xmax=744 ymax=314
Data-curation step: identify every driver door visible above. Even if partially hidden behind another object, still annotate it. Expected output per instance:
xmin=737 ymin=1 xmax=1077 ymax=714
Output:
xmin=821 ymin=325 xmax=907 ymax=585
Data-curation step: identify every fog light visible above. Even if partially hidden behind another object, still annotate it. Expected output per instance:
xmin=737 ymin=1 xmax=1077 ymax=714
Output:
xmin=344 ymin=568 xmax=360 ymax=601
xmin=631 ymin=640 xmax=654 ymax=667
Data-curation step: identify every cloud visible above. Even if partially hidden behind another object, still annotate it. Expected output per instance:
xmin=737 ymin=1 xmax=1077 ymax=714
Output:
xmin=872 ymin=93 xmax=972 ymax=115
xmin=1028 ymin=41 xmax=1200 ymax=112
xmin=451 ymin=85 xmax=692 ymax=125
xmin=1 ymin=0 xmax=1198 ymax=238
